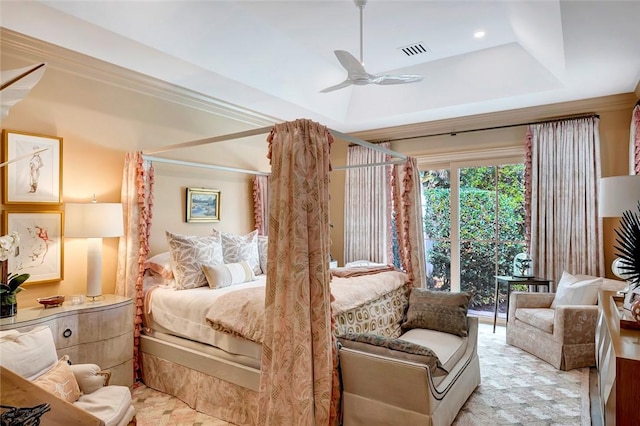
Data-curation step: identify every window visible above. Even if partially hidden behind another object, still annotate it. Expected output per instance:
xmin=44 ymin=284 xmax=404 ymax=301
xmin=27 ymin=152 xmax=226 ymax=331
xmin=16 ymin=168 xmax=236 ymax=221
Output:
xmin=421 ymin=159 xmax=526 ymax=315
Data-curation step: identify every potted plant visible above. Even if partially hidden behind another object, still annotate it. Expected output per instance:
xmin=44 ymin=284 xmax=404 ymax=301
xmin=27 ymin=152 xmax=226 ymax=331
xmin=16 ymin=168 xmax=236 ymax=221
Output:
xmin=0 ymin=232 xmax=30 ymax=318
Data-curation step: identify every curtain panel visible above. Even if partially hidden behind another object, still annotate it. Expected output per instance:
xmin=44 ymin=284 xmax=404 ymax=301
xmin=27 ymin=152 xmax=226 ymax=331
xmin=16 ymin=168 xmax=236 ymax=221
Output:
xmin=391 ymin=157 xmax=427 ymax=287
xmin=344 ymin=143 xmax=391 ymax=264
xmin=632 ymin=104 xmax=640 ymax=174
xmin=115 ymin=151 xmax=154 ymax=380
xmin=525 ymin=117 xmax=603 ymax=285
xmin=253 ymin=175 xmax=269 ymax=235
xmin=258 ymin=119 xmax=339 ymax=426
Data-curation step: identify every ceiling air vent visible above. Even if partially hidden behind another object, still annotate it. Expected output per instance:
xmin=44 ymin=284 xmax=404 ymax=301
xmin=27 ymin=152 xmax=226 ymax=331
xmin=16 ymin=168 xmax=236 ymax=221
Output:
xmin=399 ymin=42 xmax=429 ymax=57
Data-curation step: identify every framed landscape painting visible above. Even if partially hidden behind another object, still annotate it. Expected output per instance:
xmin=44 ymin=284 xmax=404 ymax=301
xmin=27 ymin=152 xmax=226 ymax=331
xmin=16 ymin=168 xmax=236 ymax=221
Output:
xmin=2 ymin=211 xmax=64 ymax=284
xmin=186 ymin=187 xmax=220 ymax=223
xmin=2 ymin=130 xmax=63 ymax=204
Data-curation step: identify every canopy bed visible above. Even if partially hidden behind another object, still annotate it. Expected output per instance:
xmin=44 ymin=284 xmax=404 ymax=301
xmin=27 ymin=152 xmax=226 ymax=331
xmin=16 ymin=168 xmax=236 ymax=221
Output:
xmin=116 ymin=119 xmax=428 ymax=425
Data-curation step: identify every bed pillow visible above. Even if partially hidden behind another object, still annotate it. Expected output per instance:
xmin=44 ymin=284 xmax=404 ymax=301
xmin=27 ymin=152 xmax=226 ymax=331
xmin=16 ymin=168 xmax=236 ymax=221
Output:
xmin=202 ymin=261 xmax=256 ymax=289
xmin=33 ymin=355 xmax=82 ymax=403
xmin=401 ymin=289 xmax=470 ymax=337
xmin=258 ymin=235 xmax=268 ymax=275
xmin=212 ymin=229 xmax=261 ymax=275
xmin=166 ymin=231 xmax=224 ymax=290
xmin=550 ymin=271 xmax=602 ymax=308
xmin=338 ymin=333 xmax=447 ymax=377
xmin=144 ymin=251 xmax=174 ymax=279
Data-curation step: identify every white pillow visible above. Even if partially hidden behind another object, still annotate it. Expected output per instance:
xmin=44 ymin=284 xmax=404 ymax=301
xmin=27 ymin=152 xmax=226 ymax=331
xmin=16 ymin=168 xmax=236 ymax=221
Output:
xmin=212 ymin=229 xmax=261 ymax=275
xmin=202 ymin=261 xmax=256 ymax=289
xmin=166 ymin=231 xmax=224 ymax=290
xmin=258 ymin=235 xmax=268 ymax=275
xmin=551 ymin=271 xmax=603 ymax=308
xmin=144 ymin=251 xmax=174 ymax=279
xmin=0 ymin=326 xmax=58 ymax=380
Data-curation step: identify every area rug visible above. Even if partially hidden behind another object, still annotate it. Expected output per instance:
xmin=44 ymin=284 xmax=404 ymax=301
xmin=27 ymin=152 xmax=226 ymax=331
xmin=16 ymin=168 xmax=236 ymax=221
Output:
xmin=453 ymin=323 xmax=591 ymax=426
xmin=132 ymin=323 xmax=590 ymax=426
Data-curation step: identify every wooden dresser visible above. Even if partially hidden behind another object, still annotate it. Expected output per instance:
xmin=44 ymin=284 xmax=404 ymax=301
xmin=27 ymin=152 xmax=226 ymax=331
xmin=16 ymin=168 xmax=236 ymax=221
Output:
xmin=0 ymin=295 xmax=134 ymax=387
xmin=595 ymin=290 xmax=640 ymax=426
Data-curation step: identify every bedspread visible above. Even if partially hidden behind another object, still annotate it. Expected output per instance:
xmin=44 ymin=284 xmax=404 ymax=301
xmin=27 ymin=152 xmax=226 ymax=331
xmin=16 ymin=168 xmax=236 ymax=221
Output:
xmin=205 ymin=270 xmax=409 ymax=343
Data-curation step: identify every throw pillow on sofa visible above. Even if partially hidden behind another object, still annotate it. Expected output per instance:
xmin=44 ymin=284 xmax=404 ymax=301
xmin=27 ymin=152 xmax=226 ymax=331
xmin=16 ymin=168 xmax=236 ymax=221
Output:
xmin=550 ymin=271 xmax=602 ymax=308
xmin=337 ymin=333 xmax=447 ymax=377
xmin=401 ymin=289 xmax=471 ymax=337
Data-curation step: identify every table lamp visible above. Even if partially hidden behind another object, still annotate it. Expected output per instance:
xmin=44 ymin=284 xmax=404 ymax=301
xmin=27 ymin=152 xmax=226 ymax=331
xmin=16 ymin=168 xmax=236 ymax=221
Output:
xmin=65 ymin=200 xmax=124 ymax=300
xmin=599 ymin=175 xmax=640 ymax=290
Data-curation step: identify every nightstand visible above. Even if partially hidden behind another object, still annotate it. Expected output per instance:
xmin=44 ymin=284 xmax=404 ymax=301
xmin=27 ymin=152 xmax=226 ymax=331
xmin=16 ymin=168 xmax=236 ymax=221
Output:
xmin=0 ymin=295 xmax=134 ymax=387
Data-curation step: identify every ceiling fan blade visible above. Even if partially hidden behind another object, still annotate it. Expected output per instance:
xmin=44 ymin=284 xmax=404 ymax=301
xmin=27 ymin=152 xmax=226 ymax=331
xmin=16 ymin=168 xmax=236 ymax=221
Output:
xmin=319 ymin=79 xmax=354 ymax=93
xmin=372 ymin=74 xmax=424 ymax=85
xmin=334 ymin=50 xmax=366 ymax=74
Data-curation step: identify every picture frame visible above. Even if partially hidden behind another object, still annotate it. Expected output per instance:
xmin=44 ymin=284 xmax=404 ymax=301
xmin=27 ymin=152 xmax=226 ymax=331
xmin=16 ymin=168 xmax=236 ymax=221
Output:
xmin=623 ymin=284 xmax=640 ymax=312
xmin=2 ymin=130 xmax=63 ymax=204
xmin=2 ymin=211 xmax=64 ymax=284
xmin=186 ymin=187 xmax=220 ymax=223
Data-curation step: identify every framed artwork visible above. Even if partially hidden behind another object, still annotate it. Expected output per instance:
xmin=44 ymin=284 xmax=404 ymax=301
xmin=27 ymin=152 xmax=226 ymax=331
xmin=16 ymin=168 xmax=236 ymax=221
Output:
xmin=186 ymin=187 xmax=220 ymax=223
xmin=2 ymin=130 xmax=63 ymax=204
xmin=2 ymin=211 xmax=64 ymax=284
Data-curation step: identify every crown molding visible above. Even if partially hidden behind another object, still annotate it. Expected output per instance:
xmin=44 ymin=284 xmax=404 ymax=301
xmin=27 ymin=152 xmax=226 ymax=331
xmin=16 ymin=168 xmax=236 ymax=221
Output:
xmin=353 ymin=93 xmax=638 ymax=142
xmin=0 ymin=28 xmax=277 ymax=128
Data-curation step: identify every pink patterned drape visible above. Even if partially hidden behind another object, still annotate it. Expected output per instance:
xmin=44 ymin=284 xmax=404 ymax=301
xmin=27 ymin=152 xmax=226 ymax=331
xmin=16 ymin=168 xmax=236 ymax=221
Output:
xmin=391 ymin=157 xmax=426 ymax=287
xmin=252 ymin=175 xmax=269 ymax=236
xmin=344 ymin=143 xmax=390 ymax=264
xmin=116 ymin=151 xmax=154 ymax=381
xmin=258 ymin=119 xmax=339 ymax=425
xmin=527 ymin=117 xmax=603 ymax=285
xmin=632 ymin=104 xmax=640 ymax=174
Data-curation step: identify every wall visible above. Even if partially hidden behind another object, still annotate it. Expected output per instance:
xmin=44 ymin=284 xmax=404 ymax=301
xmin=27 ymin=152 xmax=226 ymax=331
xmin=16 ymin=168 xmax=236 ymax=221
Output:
xmin=1 ymin=32 xmax=271 ymax=308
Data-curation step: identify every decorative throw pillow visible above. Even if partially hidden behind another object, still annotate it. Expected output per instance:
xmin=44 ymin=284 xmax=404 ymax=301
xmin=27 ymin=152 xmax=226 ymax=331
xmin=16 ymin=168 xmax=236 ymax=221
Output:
xmin=401 ymin=289 xmax=470 ymax=337
xmin=33 ymin=355 xmax=82 ymax=403
xmin=202 ymin=261 xmax=257 ymax=289
xmin=0 ymin=325 xmax=58 ymax=381
xmin=550 ymin=271 xmax=602 ymax=308
xmin=143 ymin=251 xmax=174 ymax=279
xmin=212 ymin=229 xmax=261 ymax=275
xmin=258 ymin=235 xmax=268 ymax=275
xmin=166 ymin=231 xmax=224 ymax=290
xmin=337 ymin=333 xmax=447 ymax=377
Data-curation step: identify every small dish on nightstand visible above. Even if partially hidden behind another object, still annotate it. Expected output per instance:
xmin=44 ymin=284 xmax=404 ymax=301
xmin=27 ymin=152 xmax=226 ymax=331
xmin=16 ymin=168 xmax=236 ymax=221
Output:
xmin=37 ymin=295 xmax=65 ymax=308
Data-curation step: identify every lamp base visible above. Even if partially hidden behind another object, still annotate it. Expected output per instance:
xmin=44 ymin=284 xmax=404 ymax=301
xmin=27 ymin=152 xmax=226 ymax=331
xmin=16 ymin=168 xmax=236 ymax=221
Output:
xmin=86 ymin=295 xmax=102 ymax=303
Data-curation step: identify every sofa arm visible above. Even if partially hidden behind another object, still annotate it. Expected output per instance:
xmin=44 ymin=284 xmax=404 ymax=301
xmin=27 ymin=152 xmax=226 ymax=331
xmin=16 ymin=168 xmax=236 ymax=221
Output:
xmin=69 ymin=364 xmax=109 ymax=394
xmin=553 ymin=305 xmax=599 ymax=344
xmin=508 ymin=292 xmax=556 ymax=322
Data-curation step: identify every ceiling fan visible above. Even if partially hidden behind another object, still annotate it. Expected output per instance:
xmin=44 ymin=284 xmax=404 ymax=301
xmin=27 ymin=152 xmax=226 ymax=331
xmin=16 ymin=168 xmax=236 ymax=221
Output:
xmin=320 ymin=0 xmax=423 ymax=93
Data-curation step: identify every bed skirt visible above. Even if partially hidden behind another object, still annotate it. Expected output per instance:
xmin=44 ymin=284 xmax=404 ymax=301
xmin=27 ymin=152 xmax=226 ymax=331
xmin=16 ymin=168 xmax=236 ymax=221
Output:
xmin=140 ymin=335 xmax=259 ymax=425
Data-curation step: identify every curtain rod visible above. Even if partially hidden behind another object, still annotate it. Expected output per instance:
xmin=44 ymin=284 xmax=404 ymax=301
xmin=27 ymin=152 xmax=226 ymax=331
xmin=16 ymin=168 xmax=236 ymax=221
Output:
xmin=143 ymin=155 xmax=270 ymax=176
xmin=143 ymin=123 xmax=407 ymax=160
xmin=362 ymin=112 xmax=600 ymax=144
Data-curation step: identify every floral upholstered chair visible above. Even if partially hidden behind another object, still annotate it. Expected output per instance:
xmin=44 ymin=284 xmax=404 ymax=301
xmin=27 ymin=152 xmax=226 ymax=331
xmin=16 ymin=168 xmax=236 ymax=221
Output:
xmin=506 ymin=272 xmax=625 ymax=370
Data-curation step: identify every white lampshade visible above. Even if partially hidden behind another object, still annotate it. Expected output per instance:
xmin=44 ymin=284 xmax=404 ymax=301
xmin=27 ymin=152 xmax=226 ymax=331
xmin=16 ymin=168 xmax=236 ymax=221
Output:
xmin=598 ymin=176 xmax=640 ymax=217
xmin=65 ymin=202 xmax=123 ymax=299
xmin=65 ymin=203 xmax=124 ymax=238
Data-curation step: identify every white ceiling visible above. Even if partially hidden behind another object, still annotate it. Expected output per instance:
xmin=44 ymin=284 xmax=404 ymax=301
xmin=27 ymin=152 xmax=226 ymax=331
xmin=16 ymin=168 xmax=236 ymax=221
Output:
xmin=2 ymin=0 xmax=640 ymax=133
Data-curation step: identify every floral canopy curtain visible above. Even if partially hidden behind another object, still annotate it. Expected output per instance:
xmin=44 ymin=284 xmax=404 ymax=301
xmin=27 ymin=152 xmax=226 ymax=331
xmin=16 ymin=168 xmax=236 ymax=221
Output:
xmin=525 ymin=117 xmax=603 ymax=285
xmin=631 ymin=103 xmax=640 ymax=174
xmin=391 ymin=157 xmax=426 ymax=287
xmin=253 ymin=175 xmax=269 ymax=236
xmin=116 ymin=151 xmax=154 ymax=380
xmin=258 ymin=119 xmax=339 ymax=425
xmin=344 ymin=143 xmax=391 ymax=264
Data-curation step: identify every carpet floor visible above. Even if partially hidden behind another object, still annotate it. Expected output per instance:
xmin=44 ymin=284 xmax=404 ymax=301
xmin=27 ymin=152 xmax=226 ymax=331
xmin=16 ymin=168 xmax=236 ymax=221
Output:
xmin=132 ymin=323 xmax=591 ymax=425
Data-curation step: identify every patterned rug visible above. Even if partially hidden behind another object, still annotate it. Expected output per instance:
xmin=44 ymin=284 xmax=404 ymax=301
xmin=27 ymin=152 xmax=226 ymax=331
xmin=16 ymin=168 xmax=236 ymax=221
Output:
xmin=132 ymin=323 xmax=590 ymax=425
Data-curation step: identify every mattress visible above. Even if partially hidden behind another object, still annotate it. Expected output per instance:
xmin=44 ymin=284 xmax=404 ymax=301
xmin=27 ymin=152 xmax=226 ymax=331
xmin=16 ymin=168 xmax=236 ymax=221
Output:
xmin=143 ymin=276 xmax=265 ymax=361
xmin=144 ymin=270 xmax=410 ymax=363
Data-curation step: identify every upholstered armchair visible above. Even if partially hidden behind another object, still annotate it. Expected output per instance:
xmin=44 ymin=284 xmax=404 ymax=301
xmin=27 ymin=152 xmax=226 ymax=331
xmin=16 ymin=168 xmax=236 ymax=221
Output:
xmin=506 ymin=273 xmax=625 ymax=370
xmin=0 ymin=325 xmax=136 ymax=426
